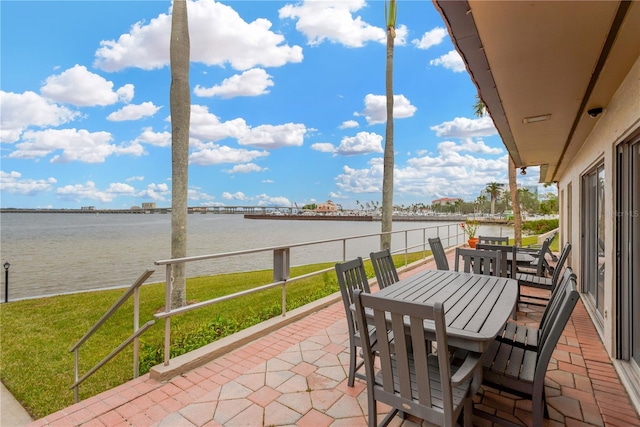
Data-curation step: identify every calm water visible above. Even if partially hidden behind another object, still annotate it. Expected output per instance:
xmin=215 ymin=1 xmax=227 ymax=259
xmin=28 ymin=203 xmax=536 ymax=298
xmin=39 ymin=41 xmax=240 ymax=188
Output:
xmin=0 ymin=213 xmax=511 ymax=300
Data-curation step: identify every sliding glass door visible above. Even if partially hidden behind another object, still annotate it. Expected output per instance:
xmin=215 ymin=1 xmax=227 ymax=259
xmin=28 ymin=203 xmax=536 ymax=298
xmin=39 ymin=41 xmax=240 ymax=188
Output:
xmin=582 ymin=163 xmax=605 ymax=320
xmin=617 ymin=136 xmax=640 ymax=366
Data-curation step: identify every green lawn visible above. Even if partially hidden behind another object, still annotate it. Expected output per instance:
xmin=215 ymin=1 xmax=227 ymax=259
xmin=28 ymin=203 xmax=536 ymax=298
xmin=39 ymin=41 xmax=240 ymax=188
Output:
xmin=0 ymin=253 xmax=426 ymax=419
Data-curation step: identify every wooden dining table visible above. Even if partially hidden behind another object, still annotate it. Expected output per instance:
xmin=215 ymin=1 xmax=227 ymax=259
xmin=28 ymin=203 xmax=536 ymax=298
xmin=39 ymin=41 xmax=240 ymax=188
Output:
xmin=372 ymin=269 xmax=518 ymax=353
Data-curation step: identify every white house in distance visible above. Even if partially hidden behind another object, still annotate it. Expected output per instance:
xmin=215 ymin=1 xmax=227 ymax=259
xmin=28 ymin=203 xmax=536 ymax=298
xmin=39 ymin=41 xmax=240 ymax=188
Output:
xmin=434 ymin=0 xmax=640 ymax=412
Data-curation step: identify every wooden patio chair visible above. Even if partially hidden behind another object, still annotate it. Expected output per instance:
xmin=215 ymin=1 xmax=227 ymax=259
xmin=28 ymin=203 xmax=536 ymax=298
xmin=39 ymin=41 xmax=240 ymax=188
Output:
xmin=516 ymin=242 xmax=572 ymax=307
xmin=428 ymin=237 xmax=450 ymax=271
xmin=353 ymin=289 xmax=481 ymax=427
xmin=454 ymin=247 xmax=502 ymax=277
xmin=478 ymin=235 xmax=510 ymax=245
xmin=498 ymin=267 xmax=576 ymax=350
xmin=476 ymin=274 xmax=579 ymax=427
xmin=369 ymin=249 xmax=399 ymax=289
xmin=516 ymin=236 xmax=552 ymax=277
xmin=526 ymin=230 xmax=559 ymax=262
xmin=335 ymin=257 xmax=378 ymax=387
xmin=476 ymin=243 xmax=517 ymax=278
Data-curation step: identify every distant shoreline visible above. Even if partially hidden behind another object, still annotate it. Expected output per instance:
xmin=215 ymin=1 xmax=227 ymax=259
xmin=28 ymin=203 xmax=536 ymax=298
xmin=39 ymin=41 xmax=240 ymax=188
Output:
xmin=0 ymin=208 xmax=513 ymax=224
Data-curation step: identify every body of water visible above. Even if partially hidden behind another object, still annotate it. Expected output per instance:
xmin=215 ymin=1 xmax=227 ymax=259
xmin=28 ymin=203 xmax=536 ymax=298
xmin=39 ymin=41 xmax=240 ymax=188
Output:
xmin=0 ymin=213 xmax=511 ymax=300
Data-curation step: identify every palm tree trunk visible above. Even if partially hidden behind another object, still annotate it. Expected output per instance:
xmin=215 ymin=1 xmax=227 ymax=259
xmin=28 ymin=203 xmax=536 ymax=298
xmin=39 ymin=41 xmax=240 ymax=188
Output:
xmin=170 ymin=0 xmax=190 ymax=309
xmin=381 ymin=0 xmax=396 ymax=250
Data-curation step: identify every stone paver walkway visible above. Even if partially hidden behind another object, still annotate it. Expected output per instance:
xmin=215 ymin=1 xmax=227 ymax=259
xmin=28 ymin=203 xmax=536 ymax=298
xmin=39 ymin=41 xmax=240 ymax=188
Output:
xmin=26 ymin=253 xmax=640 ymax=427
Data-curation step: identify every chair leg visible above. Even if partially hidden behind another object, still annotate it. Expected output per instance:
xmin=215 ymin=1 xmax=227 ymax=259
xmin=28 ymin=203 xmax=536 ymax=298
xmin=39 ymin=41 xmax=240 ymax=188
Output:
xmin=532 ymin=393 xmax=545 ymax=427
xmin=348 ymin=341 xmax=357 ymax=387
xmin=463 ymin=397 xmax=472 ymax=427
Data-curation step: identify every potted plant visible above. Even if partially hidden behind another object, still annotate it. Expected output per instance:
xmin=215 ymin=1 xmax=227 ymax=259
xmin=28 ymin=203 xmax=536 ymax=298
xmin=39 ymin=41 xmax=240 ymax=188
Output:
xmin=461 ymin=219 xmax=480 ymax=248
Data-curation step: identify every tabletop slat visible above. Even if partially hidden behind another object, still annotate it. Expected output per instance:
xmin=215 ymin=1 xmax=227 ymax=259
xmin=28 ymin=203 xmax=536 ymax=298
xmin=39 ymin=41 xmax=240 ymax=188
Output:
xmin=374 ymin=269 xmax=518 ymax=352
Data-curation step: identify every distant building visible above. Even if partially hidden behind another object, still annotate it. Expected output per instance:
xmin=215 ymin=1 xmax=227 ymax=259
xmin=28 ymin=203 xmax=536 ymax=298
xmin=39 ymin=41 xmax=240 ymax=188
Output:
xmin=315 ymin=200 xmax=337 ymax=213
xmin=80 ymin=206 xmax=96 ymax=211
xmin=141 ymin=202 xmax=156 ymax=210
xmin=431 ymin=197 xmax=463 ymax=206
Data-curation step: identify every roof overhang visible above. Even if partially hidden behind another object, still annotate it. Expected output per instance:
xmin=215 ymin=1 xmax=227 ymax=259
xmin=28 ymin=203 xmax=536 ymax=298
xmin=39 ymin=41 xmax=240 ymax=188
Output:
xmin=433 ymin=0 xmax=640 ymax=183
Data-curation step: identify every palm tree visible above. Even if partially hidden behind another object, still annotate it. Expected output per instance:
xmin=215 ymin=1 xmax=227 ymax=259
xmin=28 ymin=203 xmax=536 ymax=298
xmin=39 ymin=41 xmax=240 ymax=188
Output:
xmin=485 ymin=182 xmax=501 ymax=215
xmin=381 ymin=0 xmax=396 ymax=250
xmin=169 ymin=0 xmax=190 ymax=308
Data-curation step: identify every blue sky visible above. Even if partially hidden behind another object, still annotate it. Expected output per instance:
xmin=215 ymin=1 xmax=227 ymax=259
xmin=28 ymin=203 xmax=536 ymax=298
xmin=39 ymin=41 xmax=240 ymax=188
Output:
xmin=1 ymin=0 xmax=546 ymax=210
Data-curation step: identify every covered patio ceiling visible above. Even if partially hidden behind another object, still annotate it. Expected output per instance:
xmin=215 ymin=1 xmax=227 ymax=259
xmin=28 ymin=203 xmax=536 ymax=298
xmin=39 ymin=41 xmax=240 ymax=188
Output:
xmin=434 ymin=0 xmax=639 ymax=183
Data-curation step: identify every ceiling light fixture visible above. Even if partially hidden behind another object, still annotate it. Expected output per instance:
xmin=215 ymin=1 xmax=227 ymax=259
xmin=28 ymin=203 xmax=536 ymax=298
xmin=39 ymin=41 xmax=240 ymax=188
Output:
xmin=520 ymin=167 xmax=527 ymax=175
xmin=522 ymin=114 xmax=551 ymax=124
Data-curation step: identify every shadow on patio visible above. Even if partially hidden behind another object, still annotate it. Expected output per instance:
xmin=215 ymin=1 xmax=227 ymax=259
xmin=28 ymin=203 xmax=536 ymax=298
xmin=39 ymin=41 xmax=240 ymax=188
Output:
xmin=29 ymin=251 xmax=640 ymax=427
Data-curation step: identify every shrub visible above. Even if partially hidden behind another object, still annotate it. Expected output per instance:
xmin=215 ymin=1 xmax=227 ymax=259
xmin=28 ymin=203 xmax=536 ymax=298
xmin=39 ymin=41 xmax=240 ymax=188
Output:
xmin=522 ymin=218 xmax=558 ymax=235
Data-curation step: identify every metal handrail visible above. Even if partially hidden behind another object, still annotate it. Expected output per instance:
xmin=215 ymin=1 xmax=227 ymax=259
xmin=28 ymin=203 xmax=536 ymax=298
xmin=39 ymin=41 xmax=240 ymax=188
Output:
xmin=70 ymin=269 xmax=155 ymax=402
xmin=154 ymin=223 xmax=464 ymax=366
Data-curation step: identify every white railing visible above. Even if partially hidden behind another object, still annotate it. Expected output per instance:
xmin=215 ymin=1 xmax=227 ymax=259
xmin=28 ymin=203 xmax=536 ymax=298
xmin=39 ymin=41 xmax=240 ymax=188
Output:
xmin=153 ymin=223 xmax=464 ymax=366
xmin=70 ymin=222 xmax=463 ymax=398
xmin=69 ymin=269 xmax=155 ymax=402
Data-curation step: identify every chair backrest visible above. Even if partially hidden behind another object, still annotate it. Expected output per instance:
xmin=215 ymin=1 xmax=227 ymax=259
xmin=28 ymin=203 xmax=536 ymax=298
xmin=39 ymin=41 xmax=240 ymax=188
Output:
xmin=335 ymin=258 xmax=371 ymax=338
xmin=370 ymin=249 xmax=399 ymax=289
xmin=353 ymin=288 xmax=458 ymax=426
xmin=529 ymin=236 xmax=552 ymax=276
xmin=428 ymin=237 xmax=449 ymax=271
xmin=478 ymin=235 xmax=509 ymax=245
xmin=549 ymin=242 xmax=572 ymax=287
xmin=538 ymin=267 xmax=576 ymax=330
xmin=476 ymin=243 xmax=516 ymax=277
xmin=454 ymin=247 xmax=502 ymax=276
xmin=534 ymin=276 xmax=579 ymax=386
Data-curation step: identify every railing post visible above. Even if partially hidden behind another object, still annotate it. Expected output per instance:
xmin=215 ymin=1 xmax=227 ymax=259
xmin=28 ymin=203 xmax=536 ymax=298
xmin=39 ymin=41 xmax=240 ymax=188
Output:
xmin=404 ymin=230 xmax=409 ymax=266
xmin=74 ymin=349 xmax=79 ymax=402
xmin=274 ymin=248 xmax=290 ymax=317
xmin=164 ymin=264 xmax=172 ymax=366
xmin=133 ymin=286 xmax=140 ymax=378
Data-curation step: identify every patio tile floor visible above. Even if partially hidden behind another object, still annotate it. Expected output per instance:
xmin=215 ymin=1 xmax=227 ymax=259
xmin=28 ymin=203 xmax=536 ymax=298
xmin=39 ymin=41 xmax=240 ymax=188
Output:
xmin=28 ymin=251 xmax=640 ymax=427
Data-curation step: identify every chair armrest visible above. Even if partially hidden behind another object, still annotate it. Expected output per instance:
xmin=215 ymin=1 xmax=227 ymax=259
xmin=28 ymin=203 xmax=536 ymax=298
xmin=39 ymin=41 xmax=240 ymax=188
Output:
xmin=450 ymin=351 xmax=482 ymax=386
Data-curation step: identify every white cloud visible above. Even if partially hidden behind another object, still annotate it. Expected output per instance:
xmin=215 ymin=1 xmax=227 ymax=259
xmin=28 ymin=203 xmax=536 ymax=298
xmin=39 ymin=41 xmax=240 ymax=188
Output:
xmin=311 ymin=142 xmax=336 ymax=153
xmin=254 ymin=193 xmax=291 ymax=206
xmin=279 ymin=0 xmax=385 ymax=47
xmin=8 ymin=128 xmax=144 ymax=163
xmin=185 ymin=105 xmax=308 ymax=149
xmin=358 ymin=94 xmax=417 ymax=125
xmin=94 ymin=0 xmax=303 ymax=72
xmin=334 ymin=138 xmax=510 ymax=199
xmin=237 ymin=123 xmax=307 ymax=149
xmin=430 ymin=116 xmax=497 ymax=138
xmin=0 ymin=91 xmax=79 ymax=143
xmin=438 ymin=138 xmax=502 ymax=155
xmin=429 ymin=50 xmax=466 ymax=73
xmin=222 ymin=191 xmax=249 ymax=201
xmin=335 ymin=161 xmax=383 ymax=194
xmin=41 ymin=65 xmax=133 ymax=107
xmin=107 ymin=102 xmax=161 ymax=121
xmin=134 ymin=127 xmax=172 ymax=147
xmin=224 ymin=163 xmax=266 ymax=174
xmin=189 ymin=143 xmax=269 ymax=166
xmin=0 ymin=170 xmax=57 ymax=195
xmin=339 ymin=120 xmax=359 ymax=129
xmin=412 ymin=27 xmax=447 ymax=49
xmin=55 ymin=181 xmax=137 ymax=203
xmin=138 ymin=182 xmax=170 ymax=201
xmin=194 ymin=68 xmax=274 ymax=98
xmin=188 ymin=105 xmax=249 ymax=142
xmin=126 ymin=176 xmax=145 ymax=182
xmin=335 ymin=131 xmax=383 ymax=156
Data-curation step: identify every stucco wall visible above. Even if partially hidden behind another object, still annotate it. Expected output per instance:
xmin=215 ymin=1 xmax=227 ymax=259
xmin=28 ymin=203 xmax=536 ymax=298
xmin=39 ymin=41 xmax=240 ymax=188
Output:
xmin=557 ymin=56 xmax=640 ymax=354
